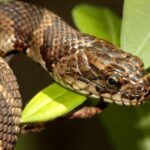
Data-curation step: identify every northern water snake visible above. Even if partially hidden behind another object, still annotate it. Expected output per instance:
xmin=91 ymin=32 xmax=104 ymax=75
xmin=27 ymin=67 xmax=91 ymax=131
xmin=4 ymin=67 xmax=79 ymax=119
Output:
xmin=0 ymin=1 xmax=150 ymax=149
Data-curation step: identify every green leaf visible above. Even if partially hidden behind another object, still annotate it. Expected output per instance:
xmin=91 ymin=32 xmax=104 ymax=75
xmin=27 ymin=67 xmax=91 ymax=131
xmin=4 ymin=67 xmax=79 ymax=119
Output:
xmin=72 ymin=4 xmax=121 ymax=46
xmin=121 ymin=0 xmax=150 ymax=68
xmin=21 ymin=83 xmax=86 ymax=123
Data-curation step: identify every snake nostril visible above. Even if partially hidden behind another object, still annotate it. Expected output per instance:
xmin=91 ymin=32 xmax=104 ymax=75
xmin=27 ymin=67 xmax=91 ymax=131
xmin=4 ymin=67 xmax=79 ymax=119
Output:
xmin=95 ymin=86 xmax=101 ymax=92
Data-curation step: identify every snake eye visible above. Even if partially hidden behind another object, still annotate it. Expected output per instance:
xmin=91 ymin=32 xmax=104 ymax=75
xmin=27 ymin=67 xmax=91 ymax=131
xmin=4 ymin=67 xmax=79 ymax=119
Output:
xmin=107 ymin=75 xmax=121 ymax=89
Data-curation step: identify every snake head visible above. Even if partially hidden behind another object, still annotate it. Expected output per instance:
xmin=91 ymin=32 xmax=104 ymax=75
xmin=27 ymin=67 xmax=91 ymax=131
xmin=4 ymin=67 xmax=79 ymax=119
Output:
xmin=78 ymin=36 xmax=150 ymax=106
xmin=52 ymin=35 xmax=150 ymax=106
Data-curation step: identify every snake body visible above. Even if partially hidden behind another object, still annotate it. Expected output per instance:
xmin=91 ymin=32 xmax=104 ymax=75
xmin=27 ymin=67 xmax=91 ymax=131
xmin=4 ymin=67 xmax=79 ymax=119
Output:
xmin=0 ymin=57 xmax=21 ymax=150
xmin=0 ymin=1 xmax=150 ymax=149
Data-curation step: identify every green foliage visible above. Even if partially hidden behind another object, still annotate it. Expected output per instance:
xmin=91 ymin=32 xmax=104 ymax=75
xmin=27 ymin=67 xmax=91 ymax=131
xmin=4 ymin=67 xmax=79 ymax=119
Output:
xmin=121 ymin=0 xmax=150 ymax=68
xmin=72 ymin=4 xmax=121 ymax=46
xmin=22 ymin=83 xmax=86 ymax=123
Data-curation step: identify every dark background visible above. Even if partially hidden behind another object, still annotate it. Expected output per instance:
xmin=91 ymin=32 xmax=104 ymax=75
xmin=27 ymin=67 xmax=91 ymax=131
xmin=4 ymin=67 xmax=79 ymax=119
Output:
xmin=8 ymin=0 xmax=123 ymax=149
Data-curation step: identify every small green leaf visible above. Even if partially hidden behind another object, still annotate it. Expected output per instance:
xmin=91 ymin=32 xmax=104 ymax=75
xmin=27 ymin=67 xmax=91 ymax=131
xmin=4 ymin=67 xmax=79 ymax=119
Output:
xmin=21 ymin=83 xmax=86 ymax=123
xmin=72 ymin=4 xmax=121 ymax=46
xmin=121 ymin=0 xmax=150 ymax=68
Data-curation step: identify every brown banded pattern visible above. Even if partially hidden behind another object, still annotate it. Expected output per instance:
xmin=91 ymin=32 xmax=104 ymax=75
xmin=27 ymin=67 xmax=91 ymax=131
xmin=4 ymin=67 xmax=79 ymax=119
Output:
xmin=0 ymin=58 xmax=21 ymax=150
xmin=0 ymin=1 xmax=150 ymax=149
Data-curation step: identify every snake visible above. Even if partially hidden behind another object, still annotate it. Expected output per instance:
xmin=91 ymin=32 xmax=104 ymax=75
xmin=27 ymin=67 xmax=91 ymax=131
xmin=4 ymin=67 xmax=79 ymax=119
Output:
xmin=0 ymin=0 xmax=150 ymax=149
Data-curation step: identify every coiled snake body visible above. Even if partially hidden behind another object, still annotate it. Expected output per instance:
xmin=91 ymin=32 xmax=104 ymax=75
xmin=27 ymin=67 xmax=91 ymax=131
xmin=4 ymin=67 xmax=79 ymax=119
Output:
xmin=0 ymin=1 xmax=150 ymax=149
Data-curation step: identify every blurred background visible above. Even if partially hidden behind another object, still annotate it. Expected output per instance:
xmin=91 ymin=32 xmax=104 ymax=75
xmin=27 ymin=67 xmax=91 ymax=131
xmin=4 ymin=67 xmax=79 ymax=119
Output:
xmin=6 ymin=0 xmax=145 ymax=150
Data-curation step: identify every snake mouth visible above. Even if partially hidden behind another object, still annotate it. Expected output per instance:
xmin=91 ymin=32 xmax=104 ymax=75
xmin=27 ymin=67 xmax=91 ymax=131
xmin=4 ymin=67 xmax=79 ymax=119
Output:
xmin=102 ymin=96 xmax=143 ymax=106
xmin=101 ymin=91 xmax=144 ymax=106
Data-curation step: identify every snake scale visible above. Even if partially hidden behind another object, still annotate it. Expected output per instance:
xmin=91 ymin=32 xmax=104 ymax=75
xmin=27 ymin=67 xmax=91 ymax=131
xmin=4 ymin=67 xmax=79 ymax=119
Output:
xmin=0 ymin=0 xmax=150 ymax=149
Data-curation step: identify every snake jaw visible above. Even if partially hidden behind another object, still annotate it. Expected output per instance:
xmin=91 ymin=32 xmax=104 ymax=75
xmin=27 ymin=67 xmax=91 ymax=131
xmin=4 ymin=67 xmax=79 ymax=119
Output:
xmin=101 ymin=92 xmax=142 ymax=106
